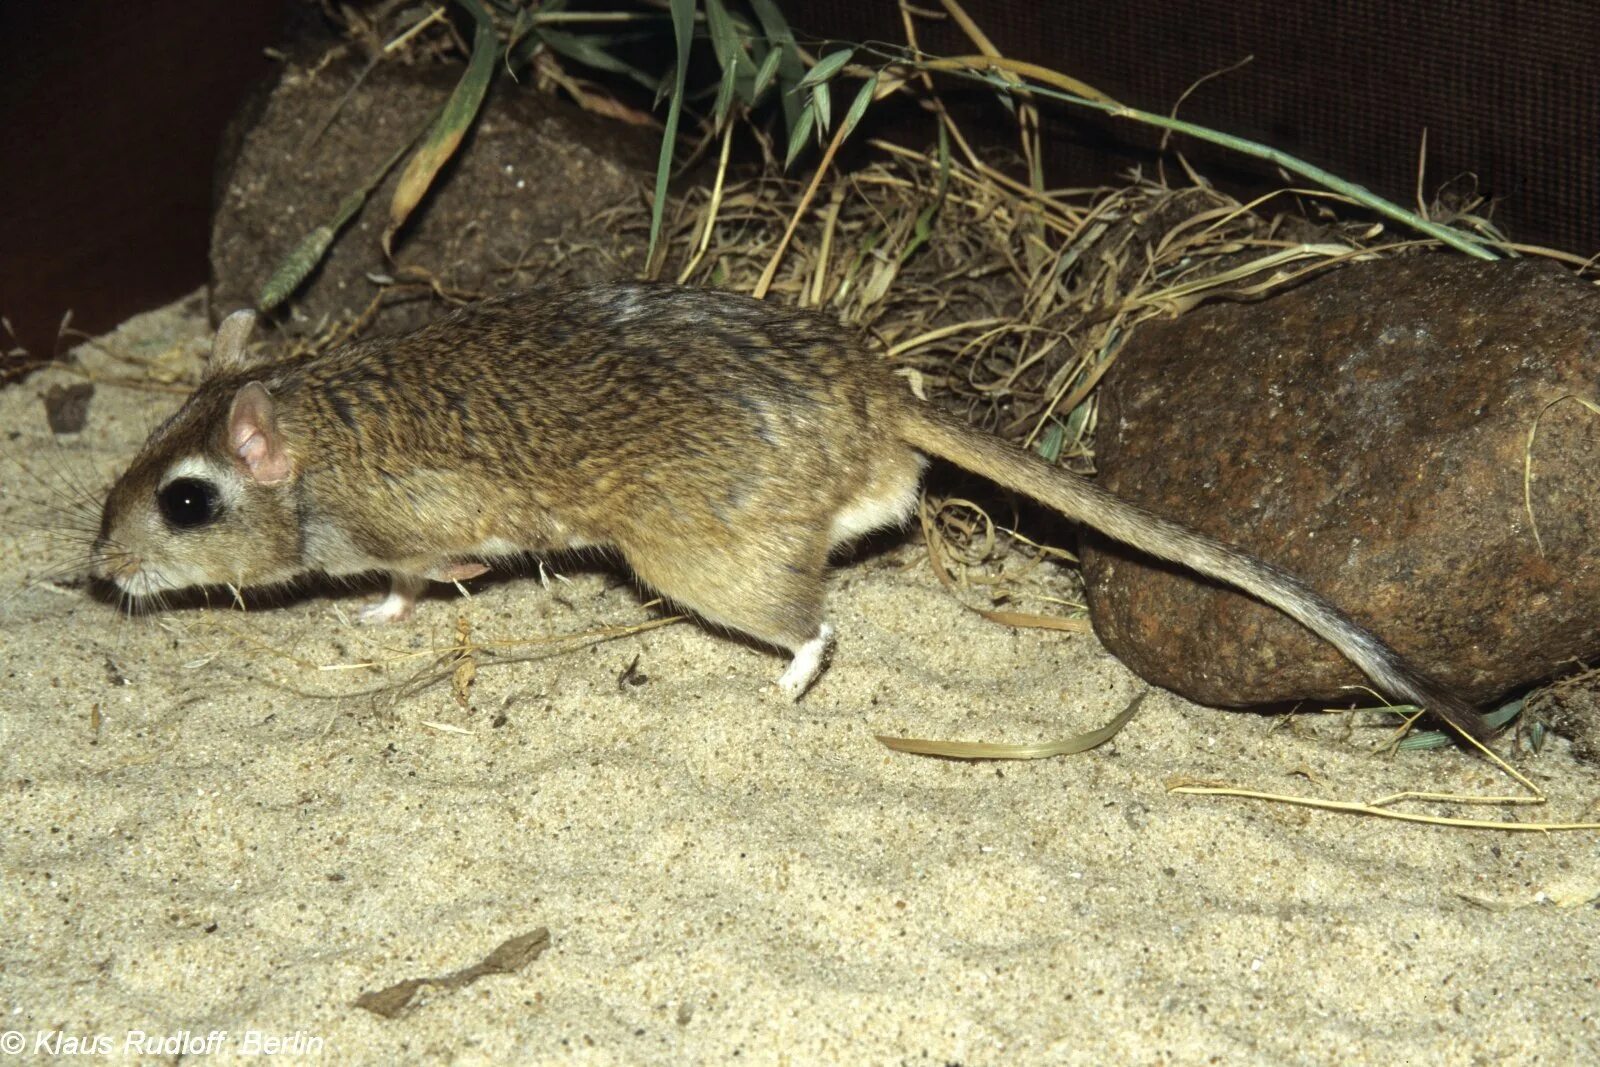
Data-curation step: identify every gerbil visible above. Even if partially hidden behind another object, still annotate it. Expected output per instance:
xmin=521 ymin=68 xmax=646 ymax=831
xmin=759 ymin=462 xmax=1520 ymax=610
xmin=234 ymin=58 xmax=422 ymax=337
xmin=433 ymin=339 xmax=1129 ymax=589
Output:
xmin=91 ymin=283 xmax=1491 ymax=742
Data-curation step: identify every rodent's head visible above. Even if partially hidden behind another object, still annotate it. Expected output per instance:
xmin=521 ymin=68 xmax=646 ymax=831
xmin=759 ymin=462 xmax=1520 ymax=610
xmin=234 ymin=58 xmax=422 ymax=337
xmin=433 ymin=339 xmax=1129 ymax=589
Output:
xmin=93 ymin=310 xmax=305 ymax=603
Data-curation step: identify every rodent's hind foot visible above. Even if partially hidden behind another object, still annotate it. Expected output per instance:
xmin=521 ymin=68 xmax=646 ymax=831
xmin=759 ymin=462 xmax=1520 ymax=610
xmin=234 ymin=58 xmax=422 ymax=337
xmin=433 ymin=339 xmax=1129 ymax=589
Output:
xmin=777 ymin=623 xmax=835 ymax=701
xmin=357 ymin=572 xmax=426 ymax=624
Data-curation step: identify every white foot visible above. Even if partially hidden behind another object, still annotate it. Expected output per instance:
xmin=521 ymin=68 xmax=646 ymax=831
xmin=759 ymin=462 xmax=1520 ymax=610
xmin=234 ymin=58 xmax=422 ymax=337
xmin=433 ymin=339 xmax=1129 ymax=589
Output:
xmin=358 ymin=574 xmax=425 ymax=624
xmin=777 ymin=623 xmax=835 ymax=701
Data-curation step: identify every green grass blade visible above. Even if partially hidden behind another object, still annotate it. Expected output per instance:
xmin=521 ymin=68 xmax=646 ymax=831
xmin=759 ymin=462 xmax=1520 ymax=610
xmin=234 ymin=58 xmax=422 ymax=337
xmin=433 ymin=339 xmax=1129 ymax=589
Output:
xmin=748 ymin=0 xmax=805 ymax=135
xmin=1034 ymin=420 xmax=1065 ymax=464
xmin=1396 ymin=697 xmax=1525 ymax=750
xmin=383 ymin=0 xmax=496 ymax=257
xmin=704 ymin=0 xmax=741 ymax=72
xmin=713 ymin=52 xmax=742 ymax=128
xmin=535 ymin=28 xmax=660 ymax=91
xmin=504 ymin=6 xmax=536 ymax=76
xmin=810 ymin=80 xmax=831 ymax=136
xmin=837 ymin=71 xmax=877 ymax=142
xmin=646 ymin=0 xmax=695 ymax=269
xmin=751 ymin=45 xmax=783 ymax=101
xmin=798 ymin=47 xmax=853 ymax=88
xmin=783 ymin=101 xmax=816 ymax=169
xmin=897 ymin=122 xmax=949 ymax=264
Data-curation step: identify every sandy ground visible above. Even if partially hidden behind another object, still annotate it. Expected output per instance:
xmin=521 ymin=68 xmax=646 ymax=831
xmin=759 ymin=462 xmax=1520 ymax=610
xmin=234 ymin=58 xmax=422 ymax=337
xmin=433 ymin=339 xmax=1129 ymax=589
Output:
xmin=2 ymin=297 xmax=1599 ymax=1065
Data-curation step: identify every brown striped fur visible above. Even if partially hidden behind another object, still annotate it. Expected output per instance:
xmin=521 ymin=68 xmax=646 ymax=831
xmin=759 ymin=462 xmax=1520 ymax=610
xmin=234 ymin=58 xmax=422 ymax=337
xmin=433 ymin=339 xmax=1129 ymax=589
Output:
xmin=93 ymin=283 xmax=1490 ymax=741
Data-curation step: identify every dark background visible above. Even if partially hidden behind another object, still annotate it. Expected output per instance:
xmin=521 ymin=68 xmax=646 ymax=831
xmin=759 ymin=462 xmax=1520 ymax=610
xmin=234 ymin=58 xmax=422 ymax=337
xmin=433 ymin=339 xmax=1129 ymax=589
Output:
xmin=0 ymin=0 xmax=291 ymax=363
xmin=2 ymin=1 xmax=1595 ymax=366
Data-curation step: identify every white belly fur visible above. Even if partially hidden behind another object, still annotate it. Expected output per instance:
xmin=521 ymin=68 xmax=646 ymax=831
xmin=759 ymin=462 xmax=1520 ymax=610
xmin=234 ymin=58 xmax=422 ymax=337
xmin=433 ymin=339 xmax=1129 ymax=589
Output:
xmin=828 ymin=459 xmax=926 ymax=548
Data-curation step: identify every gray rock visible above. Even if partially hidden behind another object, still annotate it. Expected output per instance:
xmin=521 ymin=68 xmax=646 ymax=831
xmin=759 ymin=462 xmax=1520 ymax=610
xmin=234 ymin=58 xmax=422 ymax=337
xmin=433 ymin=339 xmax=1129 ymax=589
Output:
xmin=210 ymin=52 xmax=655 ymax=335
xmin=1081 ymin=255 xmax=1600 ymax=710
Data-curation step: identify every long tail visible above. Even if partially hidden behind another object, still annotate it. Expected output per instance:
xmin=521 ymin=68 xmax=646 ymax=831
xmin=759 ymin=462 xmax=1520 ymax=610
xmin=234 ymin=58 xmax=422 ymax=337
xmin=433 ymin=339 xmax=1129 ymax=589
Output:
xmin=898 ymin=404 xmax=1492 ymax=743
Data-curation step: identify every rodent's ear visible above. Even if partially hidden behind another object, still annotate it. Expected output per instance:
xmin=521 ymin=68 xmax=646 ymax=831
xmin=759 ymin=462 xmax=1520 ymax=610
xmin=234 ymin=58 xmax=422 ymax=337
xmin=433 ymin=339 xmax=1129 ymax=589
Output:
xmin=207 ymin=309 xmax=261 ymax=377
xmin=228 ymin=382 xmax=293 ymax=485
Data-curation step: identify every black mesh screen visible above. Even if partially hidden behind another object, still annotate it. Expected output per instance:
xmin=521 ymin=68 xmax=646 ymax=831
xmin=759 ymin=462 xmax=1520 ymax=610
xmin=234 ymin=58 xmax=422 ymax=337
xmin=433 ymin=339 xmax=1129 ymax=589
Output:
xmin=804 ymin=0 xmax=1599 ymax=255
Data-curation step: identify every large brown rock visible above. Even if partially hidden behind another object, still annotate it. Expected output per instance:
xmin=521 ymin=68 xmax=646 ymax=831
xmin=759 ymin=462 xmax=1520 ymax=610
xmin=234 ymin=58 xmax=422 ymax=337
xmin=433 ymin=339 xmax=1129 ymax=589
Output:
xmin=210 ymin=51 xmax=655 ymax=335
xmin=1081 ymin=255 xmax=1600 ymax=709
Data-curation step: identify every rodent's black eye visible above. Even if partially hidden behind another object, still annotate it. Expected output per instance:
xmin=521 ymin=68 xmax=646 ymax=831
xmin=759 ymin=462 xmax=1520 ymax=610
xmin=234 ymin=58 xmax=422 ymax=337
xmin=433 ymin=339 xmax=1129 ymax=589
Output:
xmin=158 ymin=477 xmax=221 ymax=529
